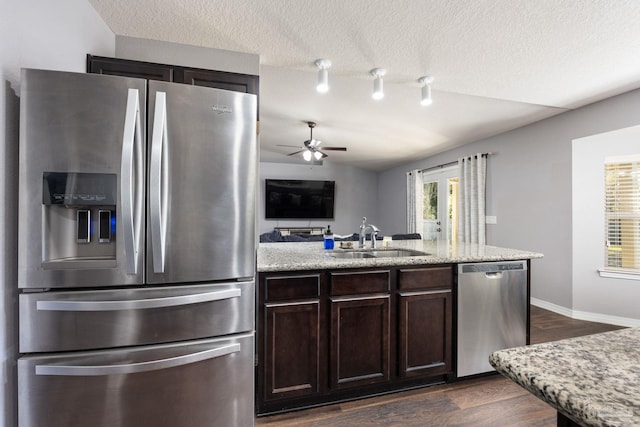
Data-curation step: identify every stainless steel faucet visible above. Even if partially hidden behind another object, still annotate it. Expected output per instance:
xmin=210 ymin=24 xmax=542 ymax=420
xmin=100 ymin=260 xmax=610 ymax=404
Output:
xmin=359 ymin=217 xmax=380 ymax=248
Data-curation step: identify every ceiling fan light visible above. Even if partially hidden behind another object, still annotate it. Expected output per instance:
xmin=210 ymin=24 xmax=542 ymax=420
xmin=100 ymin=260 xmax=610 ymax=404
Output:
xmin=303 ymin=149 xmax=312 ymax=161
xmin=315 ymin=59 xmax=331 ymax=93
xmin=370 ymin=68 xmax=386 ymax=100
xmin=314 ymin=150 xmax=323 ymax=160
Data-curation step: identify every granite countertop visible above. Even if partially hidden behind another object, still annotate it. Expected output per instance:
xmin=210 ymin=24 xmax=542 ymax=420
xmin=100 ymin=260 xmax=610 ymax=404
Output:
xmin=257 ymin=239 xmax=543 ymax=272
xmin=489 ymin=328 xmax=640 ymax=427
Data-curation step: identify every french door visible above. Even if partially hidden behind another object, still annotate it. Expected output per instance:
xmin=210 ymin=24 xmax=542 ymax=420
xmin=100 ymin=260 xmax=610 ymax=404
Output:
xmin=422 ymin=167 xmax=458 ymax=241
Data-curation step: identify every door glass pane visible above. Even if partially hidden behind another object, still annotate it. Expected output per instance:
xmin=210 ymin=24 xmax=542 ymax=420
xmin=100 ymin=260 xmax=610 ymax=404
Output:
xmin=423 ymin=181 xmax=439 ymax=240
xmin=424 ymin=181 xmax=438 ymax=220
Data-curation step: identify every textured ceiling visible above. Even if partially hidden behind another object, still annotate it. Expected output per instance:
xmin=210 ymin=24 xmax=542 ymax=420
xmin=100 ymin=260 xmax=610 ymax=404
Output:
xmin=88 ymin=0 xmax=640 ymax=171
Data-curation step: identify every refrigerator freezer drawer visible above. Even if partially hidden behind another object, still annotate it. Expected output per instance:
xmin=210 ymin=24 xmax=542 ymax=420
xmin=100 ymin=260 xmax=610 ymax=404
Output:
xmin=20 ymin=281 xmax=254 ymax=353
xmin=18 ymin=333 xmax=254 ymax=427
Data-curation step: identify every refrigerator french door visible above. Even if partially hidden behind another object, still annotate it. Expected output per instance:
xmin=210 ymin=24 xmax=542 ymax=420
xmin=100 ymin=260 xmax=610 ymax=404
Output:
xmin=17 ymin=69 xmax=257 ymax=427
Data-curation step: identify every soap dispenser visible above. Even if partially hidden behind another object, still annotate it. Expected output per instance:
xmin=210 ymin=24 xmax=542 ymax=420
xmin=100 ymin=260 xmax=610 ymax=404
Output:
xmin=323 ymin=225 xmax=334 ymax=250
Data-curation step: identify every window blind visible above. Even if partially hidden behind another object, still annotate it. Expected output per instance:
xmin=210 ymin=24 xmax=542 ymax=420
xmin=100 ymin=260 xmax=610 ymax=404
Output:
xmin=604 ymin=157 xmax=640 ymax=272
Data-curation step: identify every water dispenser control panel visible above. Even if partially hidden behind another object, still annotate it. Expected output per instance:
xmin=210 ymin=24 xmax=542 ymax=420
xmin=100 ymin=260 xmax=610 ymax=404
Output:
xmin=41 ymin=172 xmax=117 ymax=265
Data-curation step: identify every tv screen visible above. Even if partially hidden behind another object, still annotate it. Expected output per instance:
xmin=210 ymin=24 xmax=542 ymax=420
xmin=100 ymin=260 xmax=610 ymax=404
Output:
xmin=265 ymin=179 xmax=335 ymax=219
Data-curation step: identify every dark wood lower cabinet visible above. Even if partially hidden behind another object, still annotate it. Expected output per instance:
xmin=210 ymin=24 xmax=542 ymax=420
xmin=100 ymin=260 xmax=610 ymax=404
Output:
xmin=398 ymin=290 xmax=451 ymax=378
xmin=264 ymin=301 xmax=320 ymax=401
xmin=330 ymin=295 xmax=390 ymax=389
xmin=257 ymin=265 xmax=454 ymax=415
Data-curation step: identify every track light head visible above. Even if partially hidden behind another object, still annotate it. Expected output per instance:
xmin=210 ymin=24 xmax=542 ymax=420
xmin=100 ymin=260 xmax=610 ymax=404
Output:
xmin=315 ymin=59 xmax=331 ymax=93
xmin=370 ymin=68 xmax=386 ymax=100
xmin=418 ymin=76 xmax=434 ymax=106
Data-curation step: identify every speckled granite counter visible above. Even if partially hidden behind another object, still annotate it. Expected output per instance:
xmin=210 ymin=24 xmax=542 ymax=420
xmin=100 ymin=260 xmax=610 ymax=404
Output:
xmin=257 ymin=239 xmax=543 ymax=272
xmin=489 ymin=328 xmax=640 ymax=427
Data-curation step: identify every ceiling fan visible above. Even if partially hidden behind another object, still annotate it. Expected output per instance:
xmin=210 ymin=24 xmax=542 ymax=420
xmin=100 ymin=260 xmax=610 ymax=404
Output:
xmin=278 ymin=122 xmax=347 ymax=161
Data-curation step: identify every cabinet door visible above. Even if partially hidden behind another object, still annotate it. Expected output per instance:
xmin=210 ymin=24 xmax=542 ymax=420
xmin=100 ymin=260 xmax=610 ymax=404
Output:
xmin=330 ymin=295 xmax=390 ymax=389
xmin=178 ymin=69 xmax=258 ymax=94
xmin=87 ymin=55 xmax=173 ymax=81
xmin=263 ymin=301 xmax=320 ymax=401
xmin=398 ymin=290 xmax=452 ymax=378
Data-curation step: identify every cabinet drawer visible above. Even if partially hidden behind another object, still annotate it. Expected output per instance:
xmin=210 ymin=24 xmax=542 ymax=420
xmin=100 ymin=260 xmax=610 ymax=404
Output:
xmin=330 ymin=270 xmax=390 ymax=296
xmin=264 ymin=274 xmax=320 ymax=301
xmin=398 ymin=266 xmax=452 ymax=291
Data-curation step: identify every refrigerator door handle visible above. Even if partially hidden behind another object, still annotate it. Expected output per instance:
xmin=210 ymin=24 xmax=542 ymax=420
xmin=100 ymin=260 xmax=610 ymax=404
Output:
xmin=35 ymin=288 xmax=242 ymax=312
xmin=150 ymin=91 xmax=169 ymax=273
xmin=120 ymin=88 xmax=143 ymax=274
xmin=35 ymin=342 xmax=241 ymax=376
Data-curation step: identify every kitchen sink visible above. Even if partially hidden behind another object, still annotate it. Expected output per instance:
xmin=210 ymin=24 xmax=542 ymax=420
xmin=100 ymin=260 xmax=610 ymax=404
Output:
xmin=329 ymin=251 xmax=376 ymax=259
xmin=329 ymin=248 xmax=429 ymax=259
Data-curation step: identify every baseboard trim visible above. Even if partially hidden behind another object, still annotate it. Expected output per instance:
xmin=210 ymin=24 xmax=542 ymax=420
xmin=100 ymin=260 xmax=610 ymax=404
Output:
xmin=531 ymin=298 xmax=640 ymax=327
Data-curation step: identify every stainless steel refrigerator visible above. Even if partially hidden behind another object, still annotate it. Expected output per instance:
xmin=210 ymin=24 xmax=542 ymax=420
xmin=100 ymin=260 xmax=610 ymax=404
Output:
xmin=17 ymin=68 xmax=257 ymax=427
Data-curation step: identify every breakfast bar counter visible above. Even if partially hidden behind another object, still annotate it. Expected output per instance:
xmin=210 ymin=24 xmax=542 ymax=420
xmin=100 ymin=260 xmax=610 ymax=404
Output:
xmin=489 ymin=327 xmax=640 ymax=427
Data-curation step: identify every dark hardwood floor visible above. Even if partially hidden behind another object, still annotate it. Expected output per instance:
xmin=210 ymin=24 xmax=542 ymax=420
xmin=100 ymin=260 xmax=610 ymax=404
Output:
xmin=255 ymin=305 xmax=624 ymax=427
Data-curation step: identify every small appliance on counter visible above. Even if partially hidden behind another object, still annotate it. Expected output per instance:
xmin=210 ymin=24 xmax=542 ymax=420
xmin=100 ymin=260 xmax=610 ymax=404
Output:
xmin=17 ymin=69 xmax=257 ymax=427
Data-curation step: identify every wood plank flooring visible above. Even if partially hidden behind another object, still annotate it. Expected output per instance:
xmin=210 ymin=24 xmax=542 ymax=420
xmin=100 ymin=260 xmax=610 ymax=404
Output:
xmin=256 ymin=305 xmax=625 ymax=427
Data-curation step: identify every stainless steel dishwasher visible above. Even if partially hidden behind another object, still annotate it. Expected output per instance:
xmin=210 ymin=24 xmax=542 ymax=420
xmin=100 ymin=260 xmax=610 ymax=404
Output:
xmin=457 ymin=260 xmax=527 ymax=377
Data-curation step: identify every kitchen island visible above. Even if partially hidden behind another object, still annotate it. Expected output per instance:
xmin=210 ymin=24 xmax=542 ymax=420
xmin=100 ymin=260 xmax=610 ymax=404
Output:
xmin=256 ymin=239 xmax=543 ymax=415
xmin=490 ymin=327 xmax=639 ymax=427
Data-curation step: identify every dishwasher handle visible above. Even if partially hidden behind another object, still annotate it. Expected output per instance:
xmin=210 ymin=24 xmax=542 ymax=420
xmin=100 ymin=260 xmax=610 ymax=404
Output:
xmin=485 ymin=271 xmax=503 ymax=279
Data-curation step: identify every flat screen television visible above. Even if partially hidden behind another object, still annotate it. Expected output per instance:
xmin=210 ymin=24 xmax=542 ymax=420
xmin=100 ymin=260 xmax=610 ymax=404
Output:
xmin=265 ymin=179 xmax=335 ymax=219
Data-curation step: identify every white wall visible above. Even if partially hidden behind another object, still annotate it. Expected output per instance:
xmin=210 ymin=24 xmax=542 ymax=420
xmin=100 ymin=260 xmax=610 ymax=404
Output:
xmin=259 ymin=161 xmax=378 ymax=236
xmin=0 ymin=1 xmax=114 ymax=425
xmin=378 ymin=88 xmax=640 ymax=322
xmin=572 ymin=126 xmax=640 ymax=324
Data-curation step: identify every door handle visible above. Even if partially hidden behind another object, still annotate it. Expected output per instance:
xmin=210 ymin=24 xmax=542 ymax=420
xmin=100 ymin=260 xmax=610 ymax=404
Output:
xmin=35 ymin=343 xmax=241 ymax=376
xmin=36 ymin=288 xmax=241 ymax=312
xmin=485 ymin=272 xmax=503 ymax=279
xmin=120 ymin=88 xmax=143 ymax=274
xmin=150 ymin=91 xmax=168 ymax=273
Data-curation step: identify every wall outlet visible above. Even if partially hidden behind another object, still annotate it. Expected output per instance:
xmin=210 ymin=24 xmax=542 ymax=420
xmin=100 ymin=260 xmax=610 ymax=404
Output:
xmin=485 ymin=216 xmax=497 ymax=225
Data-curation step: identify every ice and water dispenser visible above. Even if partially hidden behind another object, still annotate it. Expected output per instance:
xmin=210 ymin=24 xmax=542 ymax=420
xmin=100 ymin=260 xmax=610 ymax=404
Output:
xmin=42 ymin=172 xmax=117 ymax=267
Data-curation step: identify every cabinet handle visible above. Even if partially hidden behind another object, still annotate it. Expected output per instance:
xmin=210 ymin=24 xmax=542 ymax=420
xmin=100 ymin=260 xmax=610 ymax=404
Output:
xmin=399 ymin=289 xmax=451 ymax=297
xmin=35 ymin=343 xmax=240 ymax=376
xmin=330 ymin=294 xmax=390 ymax=303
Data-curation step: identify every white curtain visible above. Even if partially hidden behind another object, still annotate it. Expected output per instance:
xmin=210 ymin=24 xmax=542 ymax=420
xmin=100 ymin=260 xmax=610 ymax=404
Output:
xmin=406 ymin=169 xmax=423 ymax=236
xmin=457 ymin=154 xmax=487 ymax=244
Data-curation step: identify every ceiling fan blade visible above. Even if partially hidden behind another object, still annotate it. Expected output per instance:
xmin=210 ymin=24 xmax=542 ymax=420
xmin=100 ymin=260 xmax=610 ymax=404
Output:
xmin=317 ymin=150 xmax=329 ymax=158
xmin=287 ymin=150 xmax=306 ymax=156
xmin=277 ymin=144 xmax=303 ymax=148
xmin=321 ymin=147 xmax=347 ymax=151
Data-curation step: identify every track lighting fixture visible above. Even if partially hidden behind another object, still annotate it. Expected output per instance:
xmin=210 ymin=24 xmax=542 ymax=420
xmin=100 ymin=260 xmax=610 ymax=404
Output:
xmin=370 ymin=68 xmax=386 ymax=100
xmin=418 ymin=75 xmax=434 ymax=106
xmin=315 ymin=59 xmax=331 ymax=93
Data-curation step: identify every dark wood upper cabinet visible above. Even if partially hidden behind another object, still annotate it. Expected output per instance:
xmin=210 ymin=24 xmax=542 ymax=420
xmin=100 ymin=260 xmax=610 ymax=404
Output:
xmin=177 ymin=69 xmax=258 ymax=95
xmin=87 ymin=55 xmax=173 ymax=81
xmin=86 ymin=55 xmax=259 ymax=116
